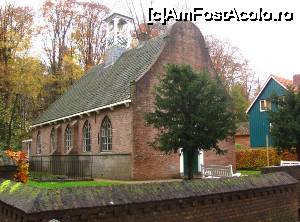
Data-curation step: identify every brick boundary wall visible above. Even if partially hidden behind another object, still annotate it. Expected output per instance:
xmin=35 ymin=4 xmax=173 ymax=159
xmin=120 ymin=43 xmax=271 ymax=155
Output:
xmin=262 ymin=166 xmax=300 ymax=208
xmin=0 ymin=172 xmax=298 ymax=222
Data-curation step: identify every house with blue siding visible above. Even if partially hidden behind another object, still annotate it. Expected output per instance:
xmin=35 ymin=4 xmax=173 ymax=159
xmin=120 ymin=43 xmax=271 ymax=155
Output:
xmin=246 ymin=75 xmax=296 ymax=147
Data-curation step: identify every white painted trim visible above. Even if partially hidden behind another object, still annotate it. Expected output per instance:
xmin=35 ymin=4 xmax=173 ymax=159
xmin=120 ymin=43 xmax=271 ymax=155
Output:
xmin=246 ymin=75 xmax=288 ymax=113
xmin=70 ymin=120 xmax=78 ymax=127
xmin=198 ymin=150 xmax=204 ymax=172
xmin=179 ymin=149 xmax=204 ymax=175
xmin=259 ymin=99 xmax=271 ymax=112
xmin=31 ymin=99 xmax=131 ymax=128
xmin=179 ymin=148 xmax=184 ymax=174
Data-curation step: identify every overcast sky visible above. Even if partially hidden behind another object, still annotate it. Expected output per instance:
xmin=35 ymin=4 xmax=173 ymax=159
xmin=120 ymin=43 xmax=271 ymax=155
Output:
xmin=1 ymin=0 xmax=300 ymax=83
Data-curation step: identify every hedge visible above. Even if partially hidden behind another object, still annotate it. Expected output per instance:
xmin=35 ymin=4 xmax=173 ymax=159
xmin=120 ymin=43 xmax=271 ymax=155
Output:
xmin=236 ymin=148 xmax=297 ymax=170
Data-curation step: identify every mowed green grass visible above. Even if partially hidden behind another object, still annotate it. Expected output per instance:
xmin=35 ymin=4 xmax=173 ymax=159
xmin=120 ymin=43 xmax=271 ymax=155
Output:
xmin=237 ymin=170 xmax=261 ymax=176
xmin=28 ymin=180 xmax=119 ymax=189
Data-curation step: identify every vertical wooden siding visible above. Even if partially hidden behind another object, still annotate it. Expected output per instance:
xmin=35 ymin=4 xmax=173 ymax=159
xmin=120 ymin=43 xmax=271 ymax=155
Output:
xmin=249 ymin=79 xmax=286 ymax=147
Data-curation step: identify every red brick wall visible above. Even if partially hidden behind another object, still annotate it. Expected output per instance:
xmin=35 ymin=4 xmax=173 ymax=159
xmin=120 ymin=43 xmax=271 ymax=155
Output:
xmin=132 ymin=22 xmax=235 ymax=179
xmin=0 ymin=174 xmax=298 ymax=222
xmin=31 ymin=105 xmax=133 ymax=157
xmin=235 ymin=135 xmax=250 ymax=148
xmin=204 ymin=137 xmax=236 ymax=171
xmin=31 ymin=22 xmax=235 ymax=180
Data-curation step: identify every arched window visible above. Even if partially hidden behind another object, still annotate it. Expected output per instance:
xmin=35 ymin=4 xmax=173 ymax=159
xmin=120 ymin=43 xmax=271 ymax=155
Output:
xmin=36 ymin=131 xmax=42 ymax=154
xmin=64 ymin=125 xmax=72 ymax=152
xmin=83 ymin=121 xmax=91 ymax=152
xmin=50 ymin=128 xmax=56 ymax=152
xmin=101 ymin=117 xmax=112 ymax=151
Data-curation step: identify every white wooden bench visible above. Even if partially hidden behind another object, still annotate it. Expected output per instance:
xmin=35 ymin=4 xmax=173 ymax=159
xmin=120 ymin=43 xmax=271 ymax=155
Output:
xmin=201 ymin=165 xmax=241 ymax=178
xmin=280 ymin=160 xmax=300 ymax=166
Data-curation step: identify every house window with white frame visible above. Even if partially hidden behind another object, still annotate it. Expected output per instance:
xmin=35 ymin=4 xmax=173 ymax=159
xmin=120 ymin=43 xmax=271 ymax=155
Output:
xmin=260 ymin=99 xmax=271 ymax=112
xmin=83 ymin=121 xmax=91 ymax=152
xmin=64 ymin=125 xmax=72 ymax=152
xmin=36 ymin=131 xmax=42 ymax=154
xmin=50 ymin=128 xmax=56 ymax=152
xmin=101 ymin=117 xmax=112 ymax=152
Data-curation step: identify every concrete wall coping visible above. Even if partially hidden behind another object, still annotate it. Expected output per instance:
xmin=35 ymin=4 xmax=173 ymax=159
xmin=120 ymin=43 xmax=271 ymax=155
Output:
xmin=0 ymin=172 xmax=297 ymax=214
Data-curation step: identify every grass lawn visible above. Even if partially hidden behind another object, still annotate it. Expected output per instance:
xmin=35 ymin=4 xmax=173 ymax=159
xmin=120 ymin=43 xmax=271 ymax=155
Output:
xmin=237 ymin=170 xmax=261 ymax=176
xmin=28 ymin=180 xmax=120 ymax=189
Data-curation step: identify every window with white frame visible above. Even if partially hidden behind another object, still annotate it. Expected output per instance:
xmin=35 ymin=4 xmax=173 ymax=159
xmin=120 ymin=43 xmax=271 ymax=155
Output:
xmin=260 ymin=100 xmax=271 ymax=112
xmin=101 ymin=117 xmax=112 ymax=152
xmin=64 ymin=125 xmax=72 ymax=152
xmin=36 ymin=131 xmax=42 ymax=154
xmin=50 ymin=128 xmax=56 ymax=152
xmin=83 ymin=121 xmax=91 ymax=152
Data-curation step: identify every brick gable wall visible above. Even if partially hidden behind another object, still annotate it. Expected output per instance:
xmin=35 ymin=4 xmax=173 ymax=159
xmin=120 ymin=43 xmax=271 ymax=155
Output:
xmin=30 ymin=22 xmax=236 ymax=180
xmin=132 ymin=22 xmax=235 ymax=180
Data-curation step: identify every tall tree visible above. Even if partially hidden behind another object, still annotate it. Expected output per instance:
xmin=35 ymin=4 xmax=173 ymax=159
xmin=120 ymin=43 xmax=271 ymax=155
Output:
xmin=230 ymin=85 xmax=249 ymax=122
xmin=145 ymin=64 xmax=236 ymax=179
xmin=41 ymin=0 xmax=83 ymax=104
xmin=269 ymin=86 xmax=300 ymax=160
xmin=0 ymin=4 xmax=34 ymax=95
xmin=0 ymin=3 xmax=40 ymax=149
xmin=73 ymin=1 xmax=109 ymax=71
xmin=41 ymin=0 xmax=77 ymax=75
xmin=124 ymin=0 xmax=167 ymax=42
xmin=205 ymin=35 xmax=256 ymax=99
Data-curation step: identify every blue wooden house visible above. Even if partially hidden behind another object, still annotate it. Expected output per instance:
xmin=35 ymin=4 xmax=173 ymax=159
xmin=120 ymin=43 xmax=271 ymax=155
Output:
xmin=246 ymin=75 xmax=294 ymax=147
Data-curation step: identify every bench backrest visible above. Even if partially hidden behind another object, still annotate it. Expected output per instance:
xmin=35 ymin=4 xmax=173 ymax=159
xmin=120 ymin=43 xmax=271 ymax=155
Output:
xmin=201 ymin=165 xmax=233 ymax=177
xmin=280 ymin=160 xmax=300 ymax=166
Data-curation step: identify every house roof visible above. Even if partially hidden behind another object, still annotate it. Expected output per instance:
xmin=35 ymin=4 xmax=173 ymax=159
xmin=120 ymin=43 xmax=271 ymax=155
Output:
xmin=235 ymin=122 xmax=249 ymax=136
xmin=246 ymin=75 xmax=292 ymax=113
xmin=33 ymin=34 xmax=168 ymax=127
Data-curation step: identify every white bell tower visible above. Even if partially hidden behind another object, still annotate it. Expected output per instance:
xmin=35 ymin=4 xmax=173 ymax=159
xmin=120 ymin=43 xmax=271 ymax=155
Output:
xmin=104 ymin=13 xmax=133 ymax=66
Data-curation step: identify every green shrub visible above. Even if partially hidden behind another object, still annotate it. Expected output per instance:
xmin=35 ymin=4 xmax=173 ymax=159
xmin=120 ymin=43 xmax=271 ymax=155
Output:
xmin=236 ymin=148 xmax=297 ymax=170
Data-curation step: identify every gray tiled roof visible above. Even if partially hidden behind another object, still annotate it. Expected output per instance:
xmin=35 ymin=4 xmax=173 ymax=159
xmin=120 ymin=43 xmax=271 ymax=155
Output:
xmin=34 ymin=35 xmax=167 ymax=125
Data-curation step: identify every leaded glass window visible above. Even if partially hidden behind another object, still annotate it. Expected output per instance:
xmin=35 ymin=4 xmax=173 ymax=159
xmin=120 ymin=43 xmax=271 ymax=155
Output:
xmin=50 ymin=128 xmax=56 ymax=152
xmin=101 ymin=117 xmax=112 ymax=151
xmin=83 ymin=121 xmax=91 ymax=152
xmin=36 ymin=131 xmax=42 ymax=154
xmin=65 ymin=125 xmax=72 ymax=152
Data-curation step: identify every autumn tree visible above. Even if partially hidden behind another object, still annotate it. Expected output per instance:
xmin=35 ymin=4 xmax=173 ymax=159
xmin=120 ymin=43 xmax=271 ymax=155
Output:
xmin=73 ymin=1 xmax=109 ymax=71
xmin=0 ymin=4 xmax=33 ymax=94
xmin=0 ymin=4 xmax=45 ymax=149
xmin=145 ymin=65 xmax=236 ymax=179
xmin=124 ymin=0 xmax=167 ymax=42
xmin=40 ymin=0 xmax=83 ymax=103
xmin=205 ymin=35 xmax=256 ymax=99
xmin=41 ymin=0 xmax=77 ymax=75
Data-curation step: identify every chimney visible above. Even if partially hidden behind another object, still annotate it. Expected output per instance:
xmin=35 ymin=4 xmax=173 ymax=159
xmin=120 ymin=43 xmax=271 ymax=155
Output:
xmin=137 ymin=32 xmax=150 ymax=42
xmin=293 ymin=74 xmax=300 ymax=86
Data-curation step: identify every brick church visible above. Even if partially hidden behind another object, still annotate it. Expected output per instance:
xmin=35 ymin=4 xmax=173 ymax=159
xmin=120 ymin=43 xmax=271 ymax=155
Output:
xmin=28 ymin=13 xmax=235 ymax=180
